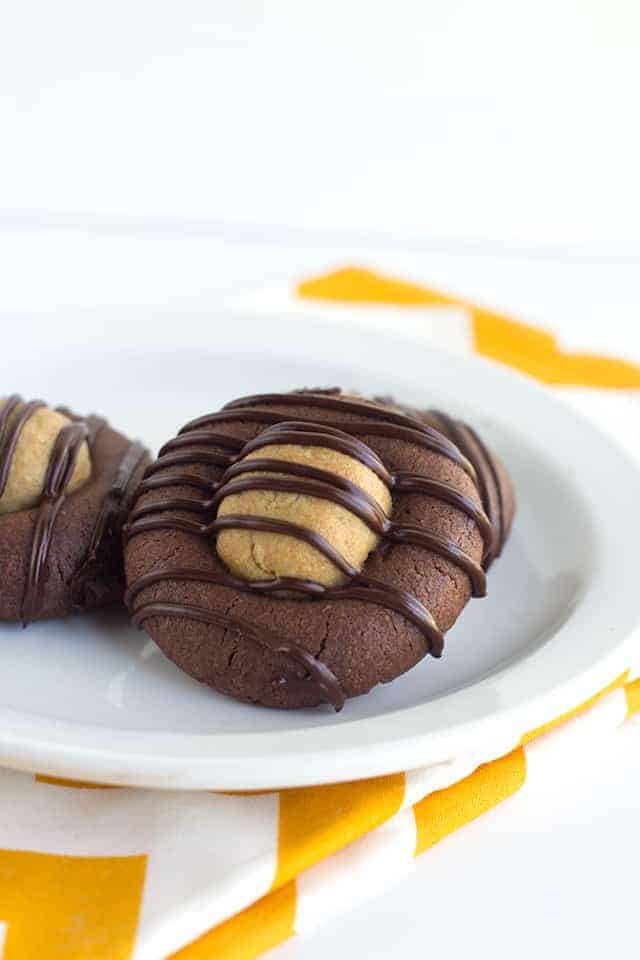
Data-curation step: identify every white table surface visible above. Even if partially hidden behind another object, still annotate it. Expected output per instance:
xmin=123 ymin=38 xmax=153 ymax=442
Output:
xmin=1 ymin=1 xmax=640 ymax=258
xmin=2 ymin=220 xmax=640 ymax=959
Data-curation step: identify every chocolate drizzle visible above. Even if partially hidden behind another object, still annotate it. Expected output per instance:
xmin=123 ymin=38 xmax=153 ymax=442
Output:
xmin=84 ymin=440 xmax=149 ymax=556
xmin=239 ymin=422 xmax=393 ymax=484
xmin=125 ymin=567 xmax=440 ymax=655
xmin=126 ymin=392 xmax=500 ymax=710
xmin=17 ymin=413 xmax=90 ymax=624
xmin=425 ymin=411 xmax=507 ymax=565
xmin=223 ymin=392 xmax=476 ymax=481
xmin=131 ymin=599 xmax=346 ymax=710
xmin=1 ymin=396 xmax=116 ymax=624
xmin=0 ymin=397 xmax=46 ymax=497
xmin=70 ymin=440 xmax=149 ymax=607
xmin=179 ymin=405 xmax=477 ymax=480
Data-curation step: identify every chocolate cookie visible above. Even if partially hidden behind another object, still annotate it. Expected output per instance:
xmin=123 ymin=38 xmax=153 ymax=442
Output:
xmin=0 ymin=396 xmax=150 ymax=624
xmin=124 ymin=390 xmax=514 ymax=710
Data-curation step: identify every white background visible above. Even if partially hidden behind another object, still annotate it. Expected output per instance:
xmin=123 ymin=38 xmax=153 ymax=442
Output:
xmin=1 ymin=0 xmax=640 ymax=256
xmin=1 ymin=2 xmax=640 ymax=958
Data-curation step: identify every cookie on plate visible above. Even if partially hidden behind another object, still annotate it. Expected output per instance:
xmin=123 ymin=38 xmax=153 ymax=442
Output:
xmin=0 ymin=395 xmax=149 ymax=624
xmin=124 ymin=389 xmax=514 ymax=710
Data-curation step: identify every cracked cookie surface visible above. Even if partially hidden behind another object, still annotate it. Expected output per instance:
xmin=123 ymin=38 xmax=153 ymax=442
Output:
xmin=124 ymin=390 xmax=514 ymax=710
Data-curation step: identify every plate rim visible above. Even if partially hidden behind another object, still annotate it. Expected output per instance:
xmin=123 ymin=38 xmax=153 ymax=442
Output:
xmin=1 ymin=316 xmax=639 ymax=790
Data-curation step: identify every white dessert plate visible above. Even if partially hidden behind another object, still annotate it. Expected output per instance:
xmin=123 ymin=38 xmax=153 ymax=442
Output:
xmin=1 ymin=315 xmax=639 ymax=789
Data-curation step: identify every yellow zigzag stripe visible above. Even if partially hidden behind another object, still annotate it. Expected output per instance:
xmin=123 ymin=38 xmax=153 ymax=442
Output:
xmin=170 ymin=880 xmax=297 ymax=960
xmin=35 ymin=774 xmax=119 ymax=788
xmin=273 ymin=774 xmax=405 ymax=889
xmin=413 ymin=747 xmax=527 ymax=855
xmin=298 ymin=267 xmax=640 ymax=388
xmin=624 ymin=677 xmax=640 ymax=717
xmin=520 ymin=671 xmax=629 ymax=744
xmin=0 ymin=849 xmax=146 ymax=960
